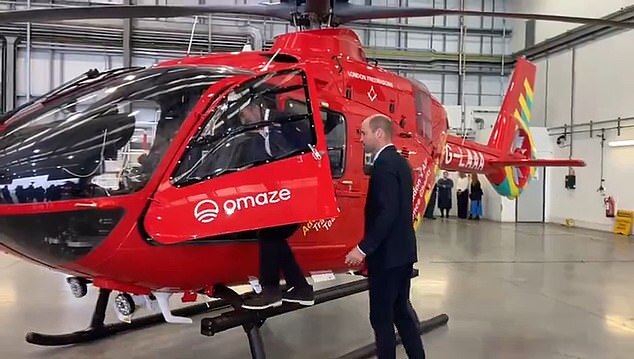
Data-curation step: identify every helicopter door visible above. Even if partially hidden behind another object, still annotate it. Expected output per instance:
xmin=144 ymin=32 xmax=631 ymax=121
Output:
xmin=143 ymin=68 xmax=339 ymax=245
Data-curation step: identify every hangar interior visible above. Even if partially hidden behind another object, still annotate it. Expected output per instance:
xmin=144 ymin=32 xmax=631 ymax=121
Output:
xmin=1 ymin=0 xmax=634 ymax=358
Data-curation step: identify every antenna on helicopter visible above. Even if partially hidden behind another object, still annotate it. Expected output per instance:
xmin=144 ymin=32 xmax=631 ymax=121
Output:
xmin=326 ymin=0 xmax=335 ymax=27
xmin=261 ymin=48 xmax=281 ymax=71
xmin=186 ymin=15 xmax=199 ymax=56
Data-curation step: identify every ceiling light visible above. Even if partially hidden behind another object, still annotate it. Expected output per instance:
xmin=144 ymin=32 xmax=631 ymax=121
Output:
xmin=608 ymin=140 xmax=634 ymax=147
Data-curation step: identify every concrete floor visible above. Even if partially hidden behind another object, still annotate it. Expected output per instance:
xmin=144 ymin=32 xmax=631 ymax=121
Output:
xmin=2 ymin=218 xmax=634 ymax=358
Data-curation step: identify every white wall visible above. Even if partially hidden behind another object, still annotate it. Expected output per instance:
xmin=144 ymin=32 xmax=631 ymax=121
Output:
xmin=531 ymin=58 xmax=548 ymax=127
xmin=509 ymin=0 xmax=633 ymax=52
xmin=547 ymin=128 xmax=634 ymax=232
xmin=543 ymin=50 xmax=573 ymax=129
xmin=543 ymin=29 xmax=634 ymax=232
xmin=406 ymin=73 xmax=506 ymax=107
xmin=444 ymin=104 xmax=501 ymax=130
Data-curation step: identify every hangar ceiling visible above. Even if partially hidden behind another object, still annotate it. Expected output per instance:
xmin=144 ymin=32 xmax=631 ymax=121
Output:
xmin=1 ymin=0 xmax=633 ymax=112
xmin=0 ymin=0 xmax=512 ymax=75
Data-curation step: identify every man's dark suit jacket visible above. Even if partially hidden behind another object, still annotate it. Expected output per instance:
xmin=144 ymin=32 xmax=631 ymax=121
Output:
xmin=358 ymin=145 xmax=418 ymax=271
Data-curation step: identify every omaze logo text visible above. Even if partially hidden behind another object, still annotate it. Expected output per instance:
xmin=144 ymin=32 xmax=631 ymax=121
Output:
xmin=194 ymin=188 xmax=292 ymax=223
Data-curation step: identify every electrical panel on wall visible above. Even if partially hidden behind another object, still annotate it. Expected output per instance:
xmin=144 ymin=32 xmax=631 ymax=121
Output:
xmin=565 ymin=174 xmax=576 ymax=189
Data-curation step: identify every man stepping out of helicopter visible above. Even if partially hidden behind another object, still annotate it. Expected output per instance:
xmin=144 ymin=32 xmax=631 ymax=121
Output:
xmin=239 ymin=99 xmax=315 ymax=310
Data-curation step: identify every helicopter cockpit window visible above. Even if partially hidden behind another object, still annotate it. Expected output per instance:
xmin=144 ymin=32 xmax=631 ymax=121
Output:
xmin=0 ymin=66 xmax=245 ymax=203
xmin=173 ymin=69 xmax=317 ymax=185
xmin=412 ymin=80 xmax=433 ymax=141
xmin=284 ymin=100 xmax=346 ymax=178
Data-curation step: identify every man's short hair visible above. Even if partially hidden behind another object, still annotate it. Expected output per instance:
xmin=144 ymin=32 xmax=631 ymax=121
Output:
xmin=366 ymin=114 xmax=393 ymax=138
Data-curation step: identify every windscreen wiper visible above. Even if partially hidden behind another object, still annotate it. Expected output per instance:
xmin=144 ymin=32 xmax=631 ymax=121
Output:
xmin=0 ymin=70 xmax=98 ymax=122
xmin=41 ymin=67 xmax=143 ymax=104
xmin=38 ymin=68 xmax=101 ymax=103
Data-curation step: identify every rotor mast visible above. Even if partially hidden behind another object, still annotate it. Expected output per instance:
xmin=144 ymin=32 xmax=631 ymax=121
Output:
xmin=291 ymin=0 xmax=334 ymax=29
xmin=305 ymin=0 xmax=331 ymax=16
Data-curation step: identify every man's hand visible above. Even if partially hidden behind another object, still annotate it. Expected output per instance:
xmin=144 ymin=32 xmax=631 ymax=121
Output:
xmin=345 ymin=246 xmax=366 ymax=266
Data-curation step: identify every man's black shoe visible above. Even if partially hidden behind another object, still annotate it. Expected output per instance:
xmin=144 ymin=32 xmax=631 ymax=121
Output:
xmin=282 ymin=285 xmax=315 ymax=306
xmin=242 ymin=289 xmax=283 ymax=310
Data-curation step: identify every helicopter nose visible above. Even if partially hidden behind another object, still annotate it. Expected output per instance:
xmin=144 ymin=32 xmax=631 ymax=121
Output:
xmin=0 ymin=207 xmax=124 ymax=266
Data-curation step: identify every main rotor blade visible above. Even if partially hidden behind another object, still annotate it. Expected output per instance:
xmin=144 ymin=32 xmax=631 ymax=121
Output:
xmin=0 ymin=5 xmax=295 ymax=23
xmin=335 ymin=6 xmax=634 ymax=29
xmin=4 ymin=3 xmax=632 ymax=30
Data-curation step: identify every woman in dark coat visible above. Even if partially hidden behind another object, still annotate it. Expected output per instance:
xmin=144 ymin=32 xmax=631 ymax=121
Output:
xmin=424 ymin=183 xmax=438 ymax=219
xmin=436 ymin=171 xmax=454 ymax=218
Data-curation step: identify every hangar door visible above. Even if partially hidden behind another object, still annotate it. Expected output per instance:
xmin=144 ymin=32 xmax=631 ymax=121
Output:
xmin=516 ymin=127 xmax=555 ymax=223
xmin=516 ymin=167 xmax=544 ymax=223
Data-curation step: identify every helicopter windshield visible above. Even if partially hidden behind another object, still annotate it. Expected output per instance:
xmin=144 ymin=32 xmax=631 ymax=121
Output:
xmin=0 ymin=65 xmax=249 ymax=204
xmin=172 ymin=69 xmax=317 ymax=185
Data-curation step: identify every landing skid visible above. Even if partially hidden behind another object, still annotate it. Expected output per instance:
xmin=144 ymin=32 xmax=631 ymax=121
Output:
xmin=25 ymin=288 xmax=231 ymax=346
xmin=25 ymin=271 xmax=449 ymax=355
xmin=201 ymin=270 xmax=449 ymax=359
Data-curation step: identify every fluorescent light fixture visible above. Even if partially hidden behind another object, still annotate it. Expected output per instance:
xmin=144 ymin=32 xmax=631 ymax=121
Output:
xmin=608 ymin=140 xmax=634 ymax=147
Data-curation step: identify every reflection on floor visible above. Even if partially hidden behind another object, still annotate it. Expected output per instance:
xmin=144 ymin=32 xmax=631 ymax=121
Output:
xmin=2 ymin=218 xmax=634 ymax=358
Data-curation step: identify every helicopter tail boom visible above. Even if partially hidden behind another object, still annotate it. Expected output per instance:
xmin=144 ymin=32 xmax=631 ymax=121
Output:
xmin=441 ymin=57 xmax=585 ymax=199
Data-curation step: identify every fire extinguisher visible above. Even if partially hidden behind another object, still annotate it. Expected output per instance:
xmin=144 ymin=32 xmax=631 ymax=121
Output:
xmin=604 ymin=196 xmax=615 ymax=218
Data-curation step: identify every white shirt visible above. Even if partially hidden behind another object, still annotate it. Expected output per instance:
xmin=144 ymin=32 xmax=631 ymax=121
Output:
xmin=374 ymin=143 xmax=394 ymax=162
xmin=258 ymin=127 xmax=272 ymax=156
xmin=456 ymin=177 xmax=469 ymax=191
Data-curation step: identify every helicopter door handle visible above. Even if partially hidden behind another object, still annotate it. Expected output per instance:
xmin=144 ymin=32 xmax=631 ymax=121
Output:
xmin=307 ymin=144 xmax=325 ymax=161
xmin=338 ymin=180 xmax=354 ymax=189
xmin=335 ymin=180 xmax=361 ymax=197
xmin=335 ymin=189 xmax=362 ymax=198
xmin=75 ymin=202 xmax=97 ymax=208
xmin=148 ymin=197 xmax=168 ymax=207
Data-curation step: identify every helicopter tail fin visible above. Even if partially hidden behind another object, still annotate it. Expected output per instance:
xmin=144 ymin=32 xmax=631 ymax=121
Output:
xmin=483 ymin=57 xmax=585 ymax=198
xmin=487 ymin=56 xmax=536 ymax=156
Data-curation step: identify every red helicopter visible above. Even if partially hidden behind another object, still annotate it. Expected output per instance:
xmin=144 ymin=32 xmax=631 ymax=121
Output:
xmin=0 ymin=0 xmax=620 ymax=352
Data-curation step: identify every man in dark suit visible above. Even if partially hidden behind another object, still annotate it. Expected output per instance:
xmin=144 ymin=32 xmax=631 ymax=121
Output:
xmin=240 ymin=100 xmax=315 ymax=310
xmin=345 ymin=114 xmax=425 ymax=359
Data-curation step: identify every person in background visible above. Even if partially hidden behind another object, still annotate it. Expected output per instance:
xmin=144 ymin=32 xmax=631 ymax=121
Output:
xmin=469 ymin=173 xmax=483 ymax=220
xmin=423 ymin=183 xmax=437 ymax=220
xmin=455 ymin=172 xmax=469 ymax=219
xmin=436 ymin=171 xmax=453 ymax=218
xmin=1 ymin=185 xmax=12 ymax=204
